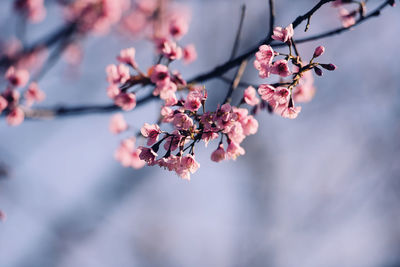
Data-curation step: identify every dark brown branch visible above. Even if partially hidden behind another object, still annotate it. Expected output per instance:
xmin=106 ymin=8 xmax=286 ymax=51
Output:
xmin=292 ymin=0 xmax=335 ymax=29
xmin=267 ymin=0 xmax=275 ymax=39
xmin=230 ymin=5 xmax=247 ymax=59
xmin=24 ymin=93 xmax=156 ymax=119
xmin=0 ymin=23 xmax=77 ymax=69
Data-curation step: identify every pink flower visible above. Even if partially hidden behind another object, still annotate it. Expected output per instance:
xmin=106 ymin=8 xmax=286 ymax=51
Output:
xmin=211 ymin=144 xmax=226 ymax=162
xmin=6 ymin=107 xmax=24 ymax=126
xmin=241 ymin=116 xmax=259 ymax=136
xmin=109 ymin=113 xmax=128 ymax=134
xmin=107 ymin=84 xmax=121 ymax=99
xmin=161 ymin=40 xmax=182 ymax=60
xmin=227 ymin=121 xmax=245 ymax=144
xmin=184 ymin=87 xmax=204 ymax=112
xmin=183 ymin=44 xmax=197 ymax=64
xmin=177 ymin=154 xmax=200 ymax=180
xmin=161 ymin=106 xmax=174 ymax=123
xmin=106 ymin=64 xmax=130 ymax=84
xmin=313 ymin=46 xmax=325 ymax=58
xmin=293 ymin=70 xmax=316 ymax=103
xmin=138 ymin=146 xmax=158 ymax=165
xmin=150 ymin=64 xmax=170 ymax=87
xmin=173 ymin=113 xmax=193 ymax=130
xmin=271 ymin=60 xmax=291 ymax=77
xmin=24 ymin=82 xmax=45 ymax=106
xmin=339 ymin=8 xmax=356 ymax=28
xmin=272 ymin=24 xmax=294 ymax=43
xmin=227 ymin=142 xmax=245 ymax=160
xmin=117 ymin=47 xmax=137 ymax=68
xmin=273 ymin=87 xmax=290 ymax=105
xmin=243 ymin=86 xmax=260 ymax=106
xmin=254 ymin=45 xmax=275 ymax=78
xmin=258 ymin=84 xmax=275 ymax=102
xmin=169 ymin=17 xmax=189 ymax=40
xmin=281 ymin=106 xmax=302 ymax=119
xmin=0 ymin=96 xmax=8 ymax=114
xmin=114 ymin=138 xmax=145 ymax=169
xmin=141 ymin=123 xmax=161 ymax=146
xmin=114 ymin=92 xmax=136 ymax=111
xmin=5 ymin=66 xmax=29 ymax=87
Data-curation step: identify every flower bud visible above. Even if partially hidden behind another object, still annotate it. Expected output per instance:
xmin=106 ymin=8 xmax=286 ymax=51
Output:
xmin=320 ymin=63 xmax=337 ymax=71
xmin=313 ymin=46 xmax=325 ymax=58
xmin=314 ymin=66 xmax=323 ymax=76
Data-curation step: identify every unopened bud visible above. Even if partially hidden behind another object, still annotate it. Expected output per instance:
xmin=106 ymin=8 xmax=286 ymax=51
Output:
xmin=314 ymin=66 xmax=323 ymax=76
xmin=320 ymin=63 xmax=337 ymax=71
xmin=313 ymin=46 xmax=325 ymax=58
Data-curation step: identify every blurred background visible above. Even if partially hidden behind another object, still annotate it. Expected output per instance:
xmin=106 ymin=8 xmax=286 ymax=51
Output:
xmin=0 ymin=0 xmax=400 ymax=266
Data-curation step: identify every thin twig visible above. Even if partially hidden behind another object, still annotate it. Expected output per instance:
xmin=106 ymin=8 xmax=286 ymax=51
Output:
xmin=230 ymin=5 xmax=247 ymax=60
xmin=223 ymin=60 xmax=248 ymax=104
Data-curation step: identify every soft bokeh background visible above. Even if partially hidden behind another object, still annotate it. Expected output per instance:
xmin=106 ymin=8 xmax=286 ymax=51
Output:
xmin=1 ymin=0 xmax=400 ymax=266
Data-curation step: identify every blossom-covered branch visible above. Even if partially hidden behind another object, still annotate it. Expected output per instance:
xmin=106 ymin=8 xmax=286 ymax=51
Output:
xmin=0 ymin=0 xmax=397 ymax=181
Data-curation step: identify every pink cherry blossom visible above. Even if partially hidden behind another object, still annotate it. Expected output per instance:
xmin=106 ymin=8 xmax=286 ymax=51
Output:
xmin=161 ymin=106 xmax=174 ymax=123
xmin=173 ymin=113 xmax=193 ymax=130
xmin=6 ymin=107 xmax=24 ymax=126
xmin=183 ymin=44 xmax=197 ymax=64
xmin=117 ymin=47 xmax=138 ymax=68
xmin=24 ymin=82 xmax=45 ymax=107
xmin=141 ymin=123 xmax=161 ymax=146
xmin=243 ymin=86 xmax=260 ymax=106
xmin=281 ymin=106 xmax=302 ymax=119
xmin=258 ymin=84 xmax=275 ymax=102
xmin=107 ymin=84 xmax=121 ymax=99
xmin=150 ymin=64 xmax=170 ymax=87
xmin=241 ymin=116 xmax=259 ymax=136
xmin=176 ymin=154 xmax=200 ymax=180
xmin=254 ymin=45 xmax=275 ymax=78
xmin=271 ymin=60 xmax=291 ymax=77
xmin=114 ymin=138 xmax=145 ymax=169
xmin=106 ymin=64 xmax=130 ymax=84
xmin=169 ymin=17 xmax=189 ymax=40
xmin=114 ymin=92 xmax=136 ymax=111
xmin=138 ymin=146 xmax=158 ymax=165
xmin=272 ymin=24 xmax=294 ymax=43
xmin=211 ymin=144 xmax=226 ymax=162
xmin=339 ymin=7 xmax=356 ymax=28
xmin=109 ymin=113 xmax=128 ymax=134
xmin=227 ymin=142 xmax=245 ymax=160
xmin=293 ymin=71 xmax=316 ymax=103
xmin=227 ymin=121 xmax=245 ymax=144
xmin=184 ymin=87 xmax=204 ymax=112
xmin=161 ymin=40 xmax=182 ymax=60
xmin=5 ymin=66 xmax=30 ymax=87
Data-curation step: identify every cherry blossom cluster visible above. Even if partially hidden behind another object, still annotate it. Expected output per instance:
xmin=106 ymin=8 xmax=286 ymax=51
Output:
xmin=0 ymin=66 xmax=45 ymax=126
xmin=332 ymin=0 xmax=396 ymax=28
xmin=253 ymin=24 xmax=336 ymax=119
xmin=109 ymin=22 xmax=338 ymax=180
